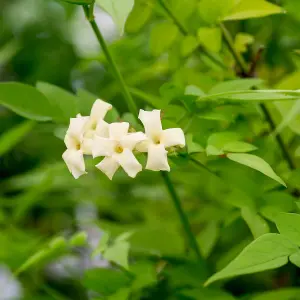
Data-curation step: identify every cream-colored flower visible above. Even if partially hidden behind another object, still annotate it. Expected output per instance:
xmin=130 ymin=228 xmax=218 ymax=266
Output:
xmin=62 ymin=99 xmax=112 ymax=179
xmin=62 ymin=116 xmax=88 ymax=179
xmin=82 ymin=99 xmax=112 ymax=154
xmin=138 ymin=109 xmax=185 ymax=171
xmin=93 ymin=122 xmax=146 ymax=179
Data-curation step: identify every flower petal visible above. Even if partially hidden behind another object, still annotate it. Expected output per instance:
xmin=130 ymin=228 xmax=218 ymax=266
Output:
xmin=81 ymin=138 xmax=93 ymax=155
xmin=146 ymin=144 xmax=170 ymax=171
xmin=62 ymin=149 xmax=86 ymax=179
xmin=135 ymin=139 xmax=150 ymax=153
xmin=96 ymin=119 xmax=109 ymax=137
xmin=121 ymin=132 xmax=147 ymax=150
xmin=92 ymin=136 xmax=117 ymax=158
xmin=114 ymin=149 xmax=142 ymax=178
xmin=109 ymin=122 xmax=129 ymax=140
xmin=90 ymin=99 xmax=112 ymax=121
xmin=68 ymin=116 xmax=89 ymax=138
xmin=96 ymin=157 xmax=119 ymax=180
xmin=161 ymin=128 xmax=185 ymax=148
xmin=138 ymin=109 xmax=162 ymax=138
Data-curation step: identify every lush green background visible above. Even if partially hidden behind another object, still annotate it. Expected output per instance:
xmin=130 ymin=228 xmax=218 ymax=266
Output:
xmin=0 ymin=0 xmax=300 ymax=299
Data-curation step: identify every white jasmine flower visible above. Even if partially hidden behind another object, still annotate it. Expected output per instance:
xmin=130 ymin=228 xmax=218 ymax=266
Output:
xmin=82 ymin=99 xmax=113 ymax=154
xmin=93 ymin=122 xmax=146 ymax=179
xmin=62 ymin=99 xmax=112 ymax=179
xmin=138 ymin=109 xmax=185 ymax=171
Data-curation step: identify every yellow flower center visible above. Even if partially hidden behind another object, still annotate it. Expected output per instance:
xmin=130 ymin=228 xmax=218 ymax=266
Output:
xmin=153 ymin=136 xmax=161 ymax=145
xmin=115 ymin=145 xmax=124 ymax=154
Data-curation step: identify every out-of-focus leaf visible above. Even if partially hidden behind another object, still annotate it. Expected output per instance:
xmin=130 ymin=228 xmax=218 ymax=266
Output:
xmin=275 ymin=213 xmax=300 ymax=246
xmin=250 ymin=288 xmax=300 ymax=300
xmin=206 ymin=131 xmax=240 ymax=155
xmin=0 ymin=120 xmax=35 ymax=156
xmin=36 ymin=82 xmax=79 ymax=123
xmin=186 ymin=134 xmax=205 ymax=154
xmin=290 ymin=251 xmax=300 ymax=268
xmin=76 ymin=88 xmax=97 ymax=116
xmin=227 ymin=153 xmax=286 ymax=187
xmin=241 ymin=207 xmax=269 ymax=239
xmin=209 ymin=79 xmax=263 ymax=94
xmin=205 ymin=234 xmax=298 ymax=286
xmin=150 ymin=22 xmax=178 ymax=56
xmin=96 ymin=0 xmax=134 ymax=35
xmin=197 ymin=0 xmax=236 ymax=24
xmin=131 ymin=261 xmax=157 ymax=290
xmin=83 ymin=268 xmax=132 ymax=295
xmin=103 ymin=240 xmax=130 ymax=270
xmin=181 ymin=288 xmax=236 ymax=300
xmin=0 ymin=83 xmax=55 ymax=121
xmin=223 ymin=141 xmax=257 ymax=153
xmin=234 ymin=33 xmax=254 ymax=54
xmin=61 ymin=0 xmax=93 ymax=4
xmin=69 ymin=231 xmax=88 ymax=247
xmin=125 ymin=0 xmax=153 ymax=33
xmin=222 ymin=0 xmax=284 ymax=21
xmin=181 ymin=36 xmax=199 ymax=57
xmin=198 ymin=27 xmax=222 ymax=53
xmin=197 ymin=221 xmax=220 ymax=258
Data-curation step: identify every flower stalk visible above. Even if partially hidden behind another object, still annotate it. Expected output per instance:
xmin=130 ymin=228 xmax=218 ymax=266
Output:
xmin=82 ymin=5 xmax=204 ymax=264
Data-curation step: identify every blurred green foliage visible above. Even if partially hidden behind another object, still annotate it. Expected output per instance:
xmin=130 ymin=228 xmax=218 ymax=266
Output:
xmin=0 ymin=0 xmax=300 ymax=299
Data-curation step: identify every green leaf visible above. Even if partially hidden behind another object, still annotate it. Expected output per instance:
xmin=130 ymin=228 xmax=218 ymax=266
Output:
xmin=206 ymin=131 xmax=240 ymax=155
xmin=103 ymin=240 xmax=130 ymax=270
xmin=150 ymin=22 xmax=178 ymax=56
xmin=61 ymin=0 xmax=93 ymax=4
xmin=205 ymin=233 xmax=298 ymax=286
xmin=197 ymin=221 xmax=220 ymax=258
xmin=290 ymin=251 xmax=300 ymax=268
xmin=209 ymin=79 xmax=263 ymax=94
xmin=0 ymin=82 xmax=55 ymax=121
xmin=0 ymin=120 xmax=35 ymax=156
xmin=182 ymin=288 xmax=236 ymax=300
xmin=275 ymin=213 xmax=300 ymax=246
xmin=222 ymin=0 xmax=284 ymax=21
xmin=198 ymin=27 xmax=222 ymax=53
xmin=250 ymin=288 xmax=300 ymax=300
xmin=96 ymin=0 xmax=135 ymax=35
xmin=36 ymin=82 xmax=79 ymax=123
xmin=125 ymin=0 xmax=153 ymax=33
xmin=234 ymin=33 xmax=254 ymax=54
xmin=223 ymin=141 xmax=257 ymax=153
xmin=83 ymin=268 xmax=132 ymax=296
xmin=227 ymin=153 xmax=286 ymax=187
xmin=241 ymin=207 xmax=269 ymax=239
xmin=181 ymin=36 xmax=199 ymax=57
xmin=197 ymin=0 xmax=236 ymax=24
xmin=186 ymin=134 xmax=205 ymax=154
xmin=69 ymin=231 xmax=88 ymax=247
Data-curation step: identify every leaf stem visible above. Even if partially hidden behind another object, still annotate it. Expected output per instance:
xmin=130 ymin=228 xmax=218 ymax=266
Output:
xmin=83 ymin=5 xmax=204 ymax=264
xmin=157 ymin=0 xmax=226 ymax=70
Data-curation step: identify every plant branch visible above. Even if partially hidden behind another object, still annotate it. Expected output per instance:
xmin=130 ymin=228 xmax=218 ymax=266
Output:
xmin=161 ymin=172 xmax=205 ymax=264
xmin=83 ymin=5 xmax=204 ymax=264
xmin=220 ymin=23 xmax=296 ymax=170
xmin=157 ymin=0 xmax=226 ymax=70
xmin=83 ymin=5 xmax=138 ymax=118
xmin=220 ymin=23 xmax=248 ymax=75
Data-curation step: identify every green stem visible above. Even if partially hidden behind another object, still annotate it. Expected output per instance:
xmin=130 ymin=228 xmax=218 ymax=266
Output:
xmin=161 ymin=172 xmax=204 ymax=264
xmin=220 ymin=23 xmax=249 ymax=75
xmin=158 ymin=0 xmax=226 ymax=70
xmin=83 ymin=5 xmax=204 ymax=264
xmin=83 ymin=6 xmax=138 ymax=118
xmin=220 ymin=23 xmax=296 ymax=170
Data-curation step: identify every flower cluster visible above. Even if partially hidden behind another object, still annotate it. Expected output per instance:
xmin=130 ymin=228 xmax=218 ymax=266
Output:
xmin=62 ymin=99 xmax=185 ymax=180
